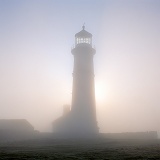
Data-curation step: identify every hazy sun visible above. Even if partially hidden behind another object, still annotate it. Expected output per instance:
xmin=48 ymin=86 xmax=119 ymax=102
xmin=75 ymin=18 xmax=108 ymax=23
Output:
xmin=95 ymin=80 xmax=109 ymax=104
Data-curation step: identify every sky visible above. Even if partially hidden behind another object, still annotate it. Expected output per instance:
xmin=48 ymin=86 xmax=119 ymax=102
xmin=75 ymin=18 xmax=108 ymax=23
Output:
xmin=0 ymin=0 xmax=160 ymax=133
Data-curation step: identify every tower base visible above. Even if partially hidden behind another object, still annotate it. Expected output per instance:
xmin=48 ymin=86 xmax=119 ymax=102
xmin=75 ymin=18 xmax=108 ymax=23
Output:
xmin=53 ymin=112 xmax=99 ymax=138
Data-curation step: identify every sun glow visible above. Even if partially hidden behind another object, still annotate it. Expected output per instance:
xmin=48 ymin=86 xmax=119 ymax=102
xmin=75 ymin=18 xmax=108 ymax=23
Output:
xmin=95 ymin=80 xmax=109 ymax=104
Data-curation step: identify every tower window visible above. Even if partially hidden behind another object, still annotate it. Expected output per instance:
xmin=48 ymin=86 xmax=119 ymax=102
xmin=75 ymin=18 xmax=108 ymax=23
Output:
xmin=86 ymin=38 xmax=89 ymax=43
xmin=76 ymin=37 xmax=92 ymax=45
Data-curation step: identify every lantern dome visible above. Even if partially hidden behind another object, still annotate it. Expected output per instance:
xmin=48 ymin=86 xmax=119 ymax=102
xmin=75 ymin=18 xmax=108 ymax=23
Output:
xmin=75 ymin=25 xmax=92 ymax=45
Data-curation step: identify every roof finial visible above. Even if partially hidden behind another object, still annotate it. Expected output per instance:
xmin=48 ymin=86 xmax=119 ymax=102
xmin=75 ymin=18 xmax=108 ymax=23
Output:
xmin=82 ymin=23 xmax=85 ymax=30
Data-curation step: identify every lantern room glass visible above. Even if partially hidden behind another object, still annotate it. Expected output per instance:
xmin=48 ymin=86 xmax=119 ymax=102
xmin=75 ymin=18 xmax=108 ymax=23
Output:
xmin=76 ymin=37 xmax=91 ymax=45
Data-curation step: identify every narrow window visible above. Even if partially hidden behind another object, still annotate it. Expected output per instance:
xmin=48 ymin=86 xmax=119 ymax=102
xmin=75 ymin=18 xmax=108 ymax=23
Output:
xmin=86 ymin=38 xmax=89 ymax=43
xmin=88 ymin=38 xmax=90 ymax=44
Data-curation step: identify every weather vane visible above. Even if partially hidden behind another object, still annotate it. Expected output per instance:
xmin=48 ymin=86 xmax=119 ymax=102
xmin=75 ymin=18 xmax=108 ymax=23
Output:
xmin=82 ymin=23 xmax=85 ymax=30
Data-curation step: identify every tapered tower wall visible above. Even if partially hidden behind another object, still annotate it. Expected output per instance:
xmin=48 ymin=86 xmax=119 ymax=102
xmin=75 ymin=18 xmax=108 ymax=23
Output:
xmin=53 ymin=27 xmax=99 ymax=136
xmin=71 ymin=44 xmax=97 ymax=128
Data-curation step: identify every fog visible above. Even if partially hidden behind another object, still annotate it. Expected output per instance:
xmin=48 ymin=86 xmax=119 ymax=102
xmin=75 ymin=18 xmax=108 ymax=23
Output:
xmin=0 ymin=0 xmax=160 ymax=133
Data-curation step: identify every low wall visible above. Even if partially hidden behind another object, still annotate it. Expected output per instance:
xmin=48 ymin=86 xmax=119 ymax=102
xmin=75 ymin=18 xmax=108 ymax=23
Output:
xmin=100 ymin=131 xmax=158 ymax=139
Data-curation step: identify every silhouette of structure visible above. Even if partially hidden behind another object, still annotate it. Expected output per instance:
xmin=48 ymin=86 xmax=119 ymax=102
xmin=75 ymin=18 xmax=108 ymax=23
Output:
xmin=53 ymin=26 xmax=99 ymax=137
xmin=0 ymin=119 xmax=36 ymax=142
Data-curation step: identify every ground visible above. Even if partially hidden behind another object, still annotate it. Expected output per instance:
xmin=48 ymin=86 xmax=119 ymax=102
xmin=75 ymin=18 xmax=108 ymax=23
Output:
xmin=0 ymin=139 xmax=160 ymax=160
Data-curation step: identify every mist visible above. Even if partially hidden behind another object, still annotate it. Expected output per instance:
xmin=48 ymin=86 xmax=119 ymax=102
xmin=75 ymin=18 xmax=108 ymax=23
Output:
xmin=0 ymin=0 xmax=160 ymax=134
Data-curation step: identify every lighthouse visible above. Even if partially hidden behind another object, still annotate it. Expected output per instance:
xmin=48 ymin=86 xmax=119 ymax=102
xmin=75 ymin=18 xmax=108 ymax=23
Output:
xmin=53 ymin=26 xmax=99 ymax=137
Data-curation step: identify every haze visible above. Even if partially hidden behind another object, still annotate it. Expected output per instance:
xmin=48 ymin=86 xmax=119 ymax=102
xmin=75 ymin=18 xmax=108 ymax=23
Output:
xmin=0 ymin=0 xmax=160 ymax=133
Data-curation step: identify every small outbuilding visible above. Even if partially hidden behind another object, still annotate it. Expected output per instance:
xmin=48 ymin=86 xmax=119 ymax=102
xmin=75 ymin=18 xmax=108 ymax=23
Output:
xmin=0 ymin=119 xmax=36 ymax=142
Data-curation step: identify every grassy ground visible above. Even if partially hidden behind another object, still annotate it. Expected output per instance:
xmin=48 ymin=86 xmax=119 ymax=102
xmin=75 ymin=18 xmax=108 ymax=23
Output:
xmin=0 ymin=139 xmax=160 ymax=160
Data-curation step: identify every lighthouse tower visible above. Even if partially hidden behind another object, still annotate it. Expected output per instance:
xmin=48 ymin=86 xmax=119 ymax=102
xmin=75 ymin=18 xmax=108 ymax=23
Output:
xmin=53 ymin=26 xmax=99 ymax=137
xmin=71 ymin=25 xmax=98 ymax=134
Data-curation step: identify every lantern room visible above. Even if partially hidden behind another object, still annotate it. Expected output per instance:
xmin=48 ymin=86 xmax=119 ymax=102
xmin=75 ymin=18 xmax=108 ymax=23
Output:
xmin=75 ymin=25 xmax=92 ymax=46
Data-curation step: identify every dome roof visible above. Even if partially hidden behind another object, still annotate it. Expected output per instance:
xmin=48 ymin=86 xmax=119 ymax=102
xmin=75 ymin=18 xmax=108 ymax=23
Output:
xmin=75 ymin=26 xmax=92 ymax=38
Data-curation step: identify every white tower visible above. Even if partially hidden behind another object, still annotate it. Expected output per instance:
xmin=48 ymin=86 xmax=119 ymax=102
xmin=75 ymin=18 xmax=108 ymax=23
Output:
xmin=53 ymin=26 xmax=99 ymax=137
xmin=71 ymin=26 xmax=99 ymax=134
